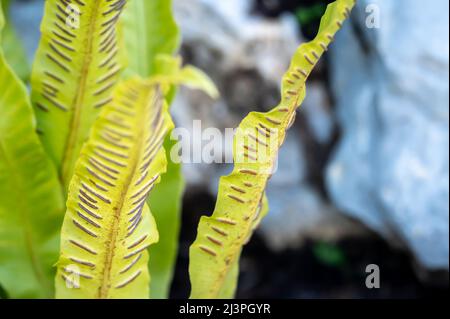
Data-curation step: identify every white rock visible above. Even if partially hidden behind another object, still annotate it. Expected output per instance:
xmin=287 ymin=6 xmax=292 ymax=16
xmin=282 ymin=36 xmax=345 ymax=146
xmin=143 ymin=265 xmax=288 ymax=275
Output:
xmin=327 ymin=0 xmax=449 ymax=269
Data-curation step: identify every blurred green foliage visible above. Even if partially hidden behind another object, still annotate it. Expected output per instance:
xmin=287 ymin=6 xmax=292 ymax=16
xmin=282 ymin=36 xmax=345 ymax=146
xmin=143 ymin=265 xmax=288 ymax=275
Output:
xmin=296 ymin=3 xmax=327 ymax=25
xmin=313 ymin=242 xmax=347 ymax=267
xmin=0 ymin=0 xmax=30 ymax=81
xmin=0 ymin=284 xmax=8 ymax=299
xmin=295 ymin=2 xmax=329 ymax=39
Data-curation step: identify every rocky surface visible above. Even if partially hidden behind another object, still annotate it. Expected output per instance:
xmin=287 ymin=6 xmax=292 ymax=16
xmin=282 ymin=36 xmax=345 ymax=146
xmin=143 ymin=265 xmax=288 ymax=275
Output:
xmin=327 ymin=0 xmax=449 ymax=269
xmin=261 ymin=132 xmax=364 ymax=250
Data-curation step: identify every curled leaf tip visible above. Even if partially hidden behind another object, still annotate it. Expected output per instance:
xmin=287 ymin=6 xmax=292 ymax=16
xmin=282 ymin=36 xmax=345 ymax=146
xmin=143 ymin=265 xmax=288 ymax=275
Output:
xmin=149 ymin=55 xmax=219 ymax=99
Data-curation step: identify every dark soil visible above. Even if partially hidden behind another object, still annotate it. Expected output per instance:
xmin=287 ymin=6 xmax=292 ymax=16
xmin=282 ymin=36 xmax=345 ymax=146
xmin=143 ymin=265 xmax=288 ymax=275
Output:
xmin=170 ymin=192 xmax=449 ymax=299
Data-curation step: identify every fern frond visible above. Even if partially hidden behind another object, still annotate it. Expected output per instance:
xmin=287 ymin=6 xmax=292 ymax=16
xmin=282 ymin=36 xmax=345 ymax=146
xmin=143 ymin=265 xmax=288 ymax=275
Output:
xmin=30 ymin=0 xmax=127 ymax=190
xmin=0 ymin=4 xmax=64 ymax=298
xmin=121 ymin=0 xmax=182 ymax=299
xmin=189 ymin=0 xmax=356 ymax=298
xmin=122 ymin=0 xmax=218 ymax=297
xmin=216 ymin=195 xmax=269 ymax=299
xmin=122 ymin=0 xmax=180 ymax=78
xmin=1 ymin=0 xmax=30 ymax=81
xmin=55 ymin=79 xmax=173 ymax=298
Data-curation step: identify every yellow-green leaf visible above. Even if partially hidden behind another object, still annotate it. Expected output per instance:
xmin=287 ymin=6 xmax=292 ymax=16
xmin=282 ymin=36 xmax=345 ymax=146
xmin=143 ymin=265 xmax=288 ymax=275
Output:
xmin=216 ymin=194 xmax=268 ymax=299
xmin=122 ymin=0 xmax=180 ymax=78
xmin=189 ymin=0 xmax=355 ymax=299
xmin=122 ymin=0 xmax=183 ymax=298
xmin=1 ymin=0 xmax=30 ymax=81
xmin=0 ymin=1 xmax=4 ymax=36
xmin=0 ymin=3 xmax=64 ymax=298
xmin=144 ymin=55 xmax=218 ymax=298
xmin=123 ymin=0 xmax=218 ymax=298
xmin=151 ymin=55 xmax=219 ymax=99
xmin=55 ymin=79 xmax=174 ymax=299
xmin=146 ymin=137 xmax=184 ymax=299
xmin=30 ymin=0 xmax=127 ymax=191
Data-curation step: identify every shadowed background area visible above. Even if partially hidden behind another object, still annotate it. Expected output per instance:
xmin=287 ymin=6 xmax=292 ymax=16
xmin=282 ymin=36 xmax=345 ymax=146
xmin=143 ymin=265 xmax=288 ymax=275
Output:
xmin=7 ymin=0 xmax=449 ymax=298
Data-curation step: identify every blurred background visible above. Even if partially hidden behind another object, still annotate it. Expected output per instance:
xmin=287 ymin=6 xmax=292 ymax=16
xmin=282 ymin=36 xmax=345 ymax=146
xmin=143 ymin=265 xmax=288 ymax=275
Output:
xmin=7 ymin=0 xmax=449 ymax=298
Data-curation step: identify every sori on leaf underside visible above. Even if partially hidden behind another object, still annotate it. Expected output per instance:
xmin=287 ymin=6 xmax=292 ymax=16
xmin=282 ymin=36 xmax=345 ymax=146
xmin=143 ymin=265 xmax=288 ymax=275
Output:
xmin=55 ymin=79 xmax=172 ymax=299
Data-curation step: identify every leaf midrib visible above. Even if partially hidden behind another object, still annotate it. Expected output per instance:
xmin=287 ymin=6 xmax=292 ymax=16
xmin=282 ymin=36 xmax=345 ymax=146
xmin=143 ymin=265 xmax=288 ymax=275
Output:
xmin=97 ymin=89 xmax=154 ymax=298
xmin=208 ymin=90 xmax=311 ymax=297
xmin=61 ymin=1 xmax=102 ymax=190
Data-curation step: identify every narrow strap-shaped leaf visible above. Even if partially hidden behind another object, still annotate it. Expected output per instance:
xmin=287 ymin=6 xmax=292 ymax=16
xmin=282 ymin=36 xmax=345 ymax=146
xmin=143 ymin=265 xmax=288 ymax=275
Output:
xmin=55 ymin=79 xmax=174 ymax=298
xmin=189 ymin=0 xmax=356 ymax=298
xmin=0 ymin=4 xmax=64 ymax=298
xmin=1 ymin=0 xmax=30 ymax=81
xmin=146 ymin=138 xmax=184 ymax=299
xmin=121 ymin=0 xmax=183 ymax=298
xmin=30 ymin=0 xmax=127 ymax=190
xmin=122 ymin=0 xmax=180 ymax=78
xmin=122 ymin=1 xmax=201 ymax=298
xmin=123 ymin=0 xmax=218 ymax=296
xmin=144 ymin=55 xmax=217 ymax=298
xmin=0 ymin=1 xmax=4 ymax=34
xmin=217 ymin=195 xmax=269 ymax=299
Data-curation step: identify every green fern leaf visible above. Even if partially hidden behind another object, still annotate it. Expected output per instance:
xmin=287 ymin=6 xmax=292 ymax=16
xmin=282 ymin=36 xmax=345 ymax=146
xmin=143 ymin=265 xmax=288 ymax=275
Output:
xmin=122 ymin=0 xmax=218 ymax=297
xmin=189 ymin=0 xmax=356 ymax=298
xmin=122 ymin=0 xmax=180 ymax=78
xmin=55 ymin=78 xmax=173 ymax=298
xmin=122 ymin=0 xmax=182 ymax=299
xmin=121 ymin=0 xmax=184 ymax=298
xmin=30 ymin=0 xmax=127 ymax=190
xmin=0 ymin=4 xmax=64 ymax=298
xmin=1 ymin=0 xmax=30 ymax=81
